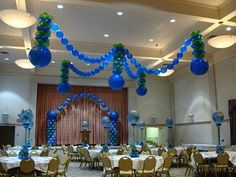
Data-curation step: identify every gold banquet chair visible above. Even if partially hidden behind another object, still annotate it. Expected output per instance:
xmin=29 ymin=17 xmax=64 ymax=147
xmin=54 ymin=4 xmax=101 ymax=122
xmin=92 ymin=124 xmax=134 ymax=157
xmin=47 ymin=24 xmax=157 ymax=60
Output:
xmin=40 ymin=150 xmax=49 ymax=157
xmin=118 ymin=156 xmax=134 ymax=177
xmin=135 ymin=156 xmax=156 ymax=177
xmin=155 ymin=154 xmax=173 ymax=177
xmin=41 ymin=157 xmax=60 ymax=177
xmin=19 ymin=159 xmax=35 ymax=177
xmin=0 ymin=162 xmax=13 ymax=177
xmin=57 ymin=155 xmax=71 ymax=177
xmin=182 ymin=150 xmax=194 ymax=177
xmin=101 ymin=154 xmax=119 ymax=177
xmin=82 ymin=148 xmax=98 ymax=168
xmin=193 ymin=152 xmax=210 ymax=177
xmin=213 ymin=152 xmax=231 ymax=177
xmin=0 ymin=150 xmax=8 ymax=157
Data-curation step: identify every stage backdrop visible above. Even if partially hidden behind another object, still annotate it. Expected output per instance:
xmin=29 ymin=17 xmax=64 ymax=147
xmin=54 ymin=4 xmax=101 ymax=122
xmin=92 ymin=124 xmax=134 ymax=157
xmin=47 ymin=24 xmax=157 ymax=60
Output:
xmin=36 ymin=84 xmax=128 ymax=145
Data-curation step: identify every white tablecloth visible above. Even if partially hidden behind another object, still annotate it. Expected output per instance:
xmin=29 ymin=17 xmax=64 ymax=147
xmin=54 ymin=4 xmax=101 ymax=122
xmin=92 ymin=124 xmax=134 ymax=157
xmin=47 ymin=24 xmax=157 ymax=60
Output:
xmin=150 ymin=147 xmax=184 ymax=156
xmin=7 ymin=150 xmax=43 ymax=156
xmin=0 ymin=156 xmax=52 ymax=171
xmin=108 ymin=155 xmax=163 ymax=170
xmin=182 ymin=144 xmax=216 ymax=151
xmin=89 ymin=149 xmax=118 ymax=158
xmin=191 ymin=151 xmax=236 ymax=166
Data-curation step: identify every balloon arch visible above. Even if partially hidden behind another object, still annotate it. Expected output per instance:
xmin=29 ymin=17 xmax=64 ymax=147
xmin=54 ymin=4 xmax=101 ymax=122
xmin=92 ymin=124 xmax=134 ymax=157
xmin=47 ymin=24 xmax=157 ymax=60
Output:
xmin=46 ymin=92 xmax=119 ymax=146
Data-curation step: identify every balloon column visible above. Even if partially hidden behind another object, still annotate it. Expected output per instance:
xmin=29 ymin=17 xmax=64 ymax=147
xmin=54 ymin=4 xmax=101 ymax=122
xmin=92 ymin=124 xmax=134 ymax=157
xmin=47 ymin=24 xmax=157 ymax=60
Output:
xmin=165 ymin=117 xmax=174 ymax=148
xmin=127 ymin=110 xmax=140 ymax=144
xmin=81 ymin=121 xmax=89 ymax=131
xmin=109 ymin=111 xmax=119 ymax=146
xmin=47 ymin=91 xmax=118 ymax=145
xmin=139 ymin=121 xmax=145 ymax=145
xmin=101 ymin=116 xmax=109 ymax=144
xmin=47 ymin=110 xmax=57 ymax=146
xmin=29 ymin=12 xmax=208 ymax=96
xmin=212 ymin=111 xmax=224 ymax=146
xmin=18 ymin=109 xmax=34 ymax=159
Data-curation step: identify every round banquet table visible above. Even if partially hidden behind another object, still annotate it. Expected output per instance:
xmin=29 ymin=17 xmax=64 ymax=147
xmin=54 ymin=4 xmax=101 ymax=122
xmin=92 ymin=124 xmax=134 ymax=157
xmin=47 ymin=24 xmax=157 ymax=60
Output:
xmin=0 ymin=156 xmax=52 ymax=172
xmin=108 ymin=154 xmax=163 ymax=170
xmin=89 ymin=149 xmax=118 ymax=159
xmin=7 ymin=150 xmax=43 ymax=156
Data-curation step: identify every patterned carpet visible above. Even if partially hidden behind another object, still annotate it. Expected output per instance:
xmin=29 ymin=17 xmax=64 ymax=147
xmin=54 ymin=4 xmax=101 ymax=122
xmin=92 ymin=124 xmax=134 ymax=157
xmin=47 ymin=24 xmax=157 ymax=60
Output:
xmin=66 ymin=162 xmax=195 ymax=177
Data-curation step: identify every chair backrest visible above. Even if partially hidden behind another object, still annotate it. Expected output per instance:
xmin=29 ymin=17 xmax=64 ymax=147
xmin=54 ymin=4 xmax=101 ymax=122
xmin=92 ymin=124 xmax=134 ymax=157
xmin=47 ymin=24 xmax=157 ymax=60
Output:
xmin=31 ymin=146 xmax=39 ymax=150
xmin=116 ymin=148 xmax=124 ymax=155
xmin=217 ymin=152 xmax=229 ymax=165
xmin=67 ymin=145 xmax=74 ymax=153
xmin=141 ymin=144 xmax=149 ymax=151
xmin=168 ymin=148 xmax=177 ymax=156
xmin=119 ymin=157 xmax=133 ymax=171
xmin=158 ymin=147 xmax=166 ymax=156
xmin=186 ymin=146 xmax=193 ymax=158
xmin=40 ymin=150 xmax=49 ymax=157
xmin=63 ymin=155 xmax=71 ymax=173
xmin=0 ymin=162 xmax=7 ymax=174
xmin=20 ymin=159 xmax=35 ymax=174
xmin=0 ymin=150 xmax=8 ymax=157
xmin=47 ymin=157 xmax=60 ymax=173
xmin=82 ymin=148 xmax=91 ymax=161
xmin=8 ymin=151 xmax=17 ymax=157
xmin=163 ymin=155 xmax=173 ymax=170
xmin=193 ymin=152 xmax=204 ymax=165
xmin=143 ymin=156 xmax=156 ymax=171
xmin=182 ymin=150 xmax=190 ymax=164
xmin=30 ymin=151 xmax=40 ymax=157
xmin=59 ymin=154 xmax=69 ymax=165
xmin=101 ymin=154 xmax=112 ymax=169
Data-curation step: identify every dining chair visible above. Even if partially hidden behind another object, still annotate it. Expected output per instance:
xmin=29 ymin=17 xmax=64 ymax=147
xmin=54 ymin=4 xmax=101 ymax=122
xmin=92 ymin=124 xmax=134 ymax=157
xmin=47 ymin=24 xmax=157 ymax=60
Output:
xmin=101 ymin=154 xmax=119 ymax=177
xmin=118 ymin=156 xmax=134 ymax=177
xmin=19 ymin=158 xmax=35 ymax=177
xmin=193 ymin=152 xmax=211 ymax=177
xmin=116 ymin=149 xmax=124 ymax=155
xmin=82 ymin=148 xmax=98 ymax=168
xmin=40 ymin=150 xmax=49 ymax=157
xmin=135 ymin=155 xmax=156 ymax=177
xmin=7 ymin=151 xmax=17 ymax=157
xmin=30 ymin=151 xmax=40 ymax=157
xmin=0 ymin=162 xmax=13 ymax=177
xmin=57 ymin=155 xmax=71 ymax=177
xmin=0 ymin=150 xmax=8 ymax=157
xmin=213 ymin=152 xmax=231 ymax=177
xmin=157 ymin=147 xmax=166 ymax=156
xmin=41 ymin=157 xmax=60 ymax=177
xmin=155 ymin=154 xmax=173 ymax=177
xmin=182 ymin=150 xmax=194 ymax=177
xmin=168 ymin=148 xmax=179 ymax=166
xmin=67 ymin=145 xmax=76 ymax=158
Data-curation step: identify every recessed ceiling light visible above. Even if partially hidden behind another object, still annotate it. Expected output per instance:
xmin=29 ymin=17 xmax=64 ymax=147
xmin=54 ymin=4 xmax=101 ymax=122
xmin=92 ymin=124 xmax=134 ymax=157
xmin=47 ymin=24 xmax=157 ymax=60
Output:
xmin=149 ymin=39 xmax=154 ymax=42
xmin=226 ymin=27 xmax=231 ymax=31
xmin=104 ymin=34 xmax=109 ymax=38
xmin=57 ymin=4 xmax=63 ymax=9
xmin=51 ymin=61 xmax=55 ymax=64
xmin=70 ymin=62 xmax=73 ymax=64
xmin=4 ymin=57 xmax=9 ymax=61
xmin=170 ymin=19 xmax=176 ymax=23
xmin=86 ymin=63 xmax=90 ymax=66
xmin=0 ymin=46 xmax=3 ymax=48
xmin=117 ymin=11 xmax=123 ymax=16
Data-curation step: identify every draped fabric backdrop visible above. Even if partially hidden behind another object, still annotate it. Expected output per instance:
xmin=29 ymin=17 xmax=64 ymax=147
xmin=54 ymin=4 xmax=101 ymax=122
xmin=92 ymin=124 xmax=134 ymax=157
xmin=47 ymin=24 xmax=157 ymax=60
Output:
xmin=36 ymin=84 xmax=128 ymax=145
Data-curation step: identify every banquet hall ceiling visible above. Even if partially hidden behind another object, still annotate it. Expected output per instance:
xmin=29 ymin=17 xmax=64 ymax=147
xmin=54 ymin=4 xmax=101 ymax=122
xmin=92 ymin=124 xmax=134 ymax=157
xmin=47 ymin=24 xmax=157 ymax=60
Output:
xmin=0 ymin=0 xmax=235 ymax=78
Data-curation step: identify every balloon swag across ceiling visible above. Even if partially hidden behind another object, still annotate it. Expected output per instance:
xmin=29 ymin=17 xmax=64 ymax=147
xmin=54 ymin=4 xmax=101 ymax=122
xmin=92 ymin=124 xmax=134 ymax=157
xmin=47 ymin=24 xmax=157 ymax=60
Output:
xmin=46 ymin=92 xmax=119 ymax=146
xmin=29 ymin=12 xmax=209 ymax=96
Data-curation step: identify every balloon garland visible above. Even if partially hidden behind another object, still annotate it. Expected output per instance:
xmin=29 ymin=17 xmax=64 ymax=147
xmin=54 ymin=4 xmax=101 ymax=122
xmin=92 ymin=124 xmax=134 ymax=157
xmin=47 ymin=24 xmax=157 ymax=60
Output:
xmin=29 ymin=12 xmax=208 ymax=96
xmin=46 ymin=92 xmax=119 ymax=146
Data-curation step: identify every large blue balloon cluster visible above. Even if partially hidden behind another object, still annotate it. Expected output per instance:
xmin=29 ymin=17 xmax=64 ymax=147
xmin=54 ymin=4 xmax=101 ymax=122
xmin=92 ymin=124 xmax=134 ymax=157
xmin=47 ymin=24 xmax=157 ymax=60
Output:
xmin=166 ymin=117 xmax=174 ymax=128
xmin=29 ymin=12 xmax=53 ymax=67
xmin=190 ymin=31 xmax=209 ymax=76
xmin=109 ymin=111 xmax=119 ymax=146
xmin=47 ymin=110 xmax=57 ymax=146
xmin=212 ymin=111 xmax=224 ymax=126
xmin=18 ymin=144 xmax=31 ymax=160
xmin=81 ymin=121 xmax=89 ymax=131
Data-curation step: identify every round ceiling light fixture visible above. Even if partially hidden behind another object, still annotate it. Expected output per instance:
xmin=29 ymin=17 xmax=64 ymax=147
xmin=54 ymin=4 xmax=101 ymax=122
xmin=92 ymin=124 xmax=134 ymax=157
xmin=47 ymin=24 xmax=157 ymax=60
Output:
xmin=15 ymin=59 xmax=35 ymax=69
xmin=159 ymin=69 xmax=174 ymax=77
xmin=207 ymin=35 xmax=236 ymax=49
xmin=0 ymin=9 xmax=36 ymax=28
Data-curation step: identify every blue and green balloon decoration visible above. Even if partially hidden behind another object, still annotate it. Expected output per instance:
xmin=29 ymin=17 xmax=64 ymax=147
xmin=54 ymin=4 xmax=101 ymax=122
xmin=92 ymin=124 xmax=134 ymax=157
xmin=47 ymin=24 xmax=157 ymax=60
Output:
xmin=18 ymin=109 xmax=34 ymax=159
xmin=109 ymin=111 xmax=119 ymax=146
xmin=139 ymin=121 xmax=145 ymax=145
xmin=30 ymin=12 xmax=208 ymax=96
xmin=212 ymin=111 xmax=224 ymax=147
xmin=29 ymin=12 xmax=53 ymax=67
xmin=127 ymin=110 xmax=140 ymax=144
xmin=57 ymin=60 xmax=71 ymax=94
xmin=101 ymin=116 xmax=109 ymax=146
xmin=46 ymin=110 xmax=57 ymax=146
xmin=190 ymin=31 xmax=209 ymax=76
xmin=166 ymin=117 xmax=174 ymax=128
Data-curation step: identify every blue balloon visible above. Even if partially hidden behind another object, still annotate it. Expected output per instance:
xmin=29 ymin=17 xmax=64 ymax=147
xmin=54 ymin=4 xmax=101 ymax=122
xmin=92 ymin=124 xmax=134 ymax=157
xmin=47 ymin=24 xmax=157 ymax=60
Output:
xmin=109 ymin=112 xmax=119 ymax=122
xmin=61 ymin=38 xmax=68 ymax=45
xmin=136 ymin=86 xmax=147 ymax=96
xmin=160 ymin=67 xmax=167 ymax=73
xmin=51 ymin=22 xmax=59 ymax=32
xmin=29 ymin=46 xmax=51 ymax=67
xmin=62 ymin=101 xmax=68 ymax=107
xmin=57 ymin=106 xmax=63 ymax=111
xmin=177 ymin=52 xmax=183 ymax=59
xmin=56 ymin=31 xmax=64 ymax=38
xmin=47 ymin=110 xmax=57 ymax=120
xmin=73 ymin=94 xmax=78 ymax=100
xmin=57 ymin=82 xmax=71 ymax=94
xmin=167 ymin=63 xmax=174 ymax=69
xmin=67 ymin=97 xmax=72 ymax=103
xmin=190 ymin=58 xmax=209 ymax=76
xmin=166 ymin=118 xmax=174 ymax=128
xmin=108 ymin=74 xmax=125 ymax=90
